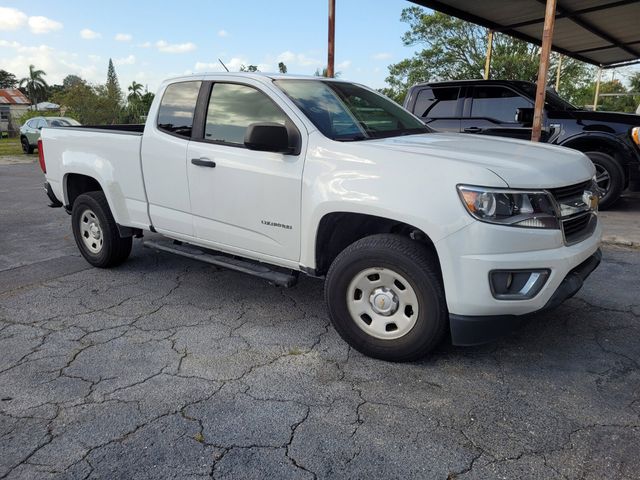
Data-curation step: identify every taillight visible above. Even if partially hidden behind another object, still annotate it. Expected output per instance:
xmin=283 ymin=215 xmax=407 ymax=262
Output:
xmin=38 ymin=139 xmax=46 ymax=174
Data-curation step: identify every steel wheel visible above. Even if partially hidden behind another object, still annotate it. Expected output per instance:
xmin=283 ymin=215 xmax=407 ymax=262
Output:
xmin=78 ymin=208 xmax=104 ymax=254
xmin=346 ymin=267 xmax=419 ymax=340
xmin=21 ymin=137 xmax=30 ymax=154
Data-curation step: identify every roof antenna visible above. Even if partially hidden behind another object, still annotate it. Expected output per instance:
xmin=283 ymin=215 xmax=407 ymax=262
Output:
xmin=218 ymin=58 xmax=229 ymax=72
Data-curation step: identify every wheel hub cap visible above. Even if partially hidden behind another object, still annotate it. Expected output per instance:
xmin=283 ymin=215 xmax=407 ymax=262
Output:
xmin=89 ymin=223 xmax=101 ymax=239
xmin=79 ymin=209 xmax=104 ymax=254
xmin=346 ymin=267 xmax=420 ymax=340
xmin=369 ymin=287 xmax=399 ymax=316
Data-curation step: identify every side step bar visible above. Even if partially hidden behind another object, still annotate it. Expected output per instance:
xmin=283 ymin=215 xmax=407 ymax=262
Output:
xmin=142 ymin=239 xmax=298 ymax=288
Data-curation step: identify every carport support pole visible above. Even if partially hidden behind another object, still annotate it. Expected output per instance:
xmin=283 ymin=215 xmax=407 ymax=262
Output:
xmin=484 ymin=30 xmax=494 ymax=80
xmin=555 ymin=54 xmax=562 ymax=91
xmin=593 ymin=67 xmax=602 ymax=111
xmin=327 ymin=0 xmax=335 ymax=78
xmin=531 ymin=0 xmax=557 ymax=142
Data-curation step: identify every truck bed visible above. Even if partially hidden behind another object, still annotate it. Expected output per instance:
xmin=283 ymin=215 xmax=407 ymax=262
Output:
xmin=41 ymin=126 xmax=150 ymax=230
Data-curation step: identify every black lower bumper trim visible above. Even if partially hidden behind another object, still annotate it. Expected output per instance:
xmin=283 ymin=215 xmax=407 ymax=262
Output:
xmin=449 ymin=248 xmax=602 ymax=346
xmin=44 ymin=182 xmax=63 ymax=208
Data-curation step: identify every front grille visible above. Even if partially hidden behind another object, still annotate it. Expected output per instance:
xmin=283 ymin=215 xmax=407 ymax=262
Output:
xmin=548 ymin=180 xmax=591 ymax=204
xmin=562 ymin=213 xmax=596 ymax=245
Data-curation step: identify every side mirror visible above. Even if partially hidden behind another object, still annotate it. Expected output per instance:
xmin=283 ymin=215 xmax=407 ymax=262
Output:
xmin=515 ymin=107 xmax=534 ymax=126
xmin=244 ymin=123 xmax=291 ymax=153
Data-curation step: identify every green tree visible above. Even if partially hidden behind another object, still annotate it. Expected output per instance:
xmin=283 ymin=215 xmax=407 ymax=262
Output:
xmin=598 ymin=79 xmax=638 ymax=113
xmin=19 ymin=65 xmax=48 ymax=109
xmin=63 ymin=74 xmax=85 ymax=90
xmin=52 ymin=83 xmax=113 ymax=124
xmin=240 ymin=64 xmax=259 ymax=72
xmin=314 ymin=67 xmax=340 ymax=78
xmin=278 ymin=62 xmax=288 ymax=74
xmin=631 ymin=72 xmax=640 ymax=93
xmin=0 ymin=70 xmax=18 ymax=89
xmin=381 ymin=7 xmax=593 ymax=104
xmin=105 ymin=59 xmax=123 ymax=123
xmin=127 ymin=81 xmax=143 ymax=102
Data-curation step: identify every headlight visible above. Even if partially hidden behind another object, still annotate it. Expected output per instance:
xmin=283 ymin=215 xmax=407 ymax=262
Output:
xmin=632 ymin=127 xmax=639 ymax=146
xmin=457 ymin=185 xmax=559 ymax=229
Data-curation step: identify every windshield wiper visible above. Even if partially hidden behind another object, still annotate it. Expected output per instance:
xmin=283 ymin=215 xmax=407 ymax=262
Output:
xmin=337 ymin=134 xmax=367 ymax=142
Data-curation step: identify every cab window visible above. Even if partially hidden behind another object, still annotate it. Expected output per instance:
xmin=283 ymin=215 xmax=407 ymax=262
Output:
xmin=471 ymin=86 xmax=533 ymax=123
xmin=414 ymin=87 xmax=460 ymax=118
xmin=157 ymin=81 xmax=202 ymax=138
xmin=204 ymin=83 xmax=287 ymax=145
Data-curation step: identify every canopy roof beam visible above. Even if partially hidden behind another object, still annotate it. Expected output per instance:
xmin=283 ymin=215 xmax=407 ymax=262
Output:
xmin=540 ymin=0 xmax=640 ymax=59
xmin=498 ymin=0 xmax=638 ymax=31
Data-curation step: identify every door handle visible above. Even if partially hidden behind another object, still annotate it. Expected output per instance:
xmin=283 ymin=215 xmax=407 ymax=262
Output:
xmin=463 ymin=127 xmax=482 ymax=133
xmin=191 ymin=158 xmax=216 ymax=168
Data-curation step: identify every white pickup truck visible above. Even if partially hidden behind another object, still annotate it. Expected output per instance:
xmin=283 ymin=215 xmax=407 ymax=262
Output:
xmin=40 ymin=73 xmax=602 ymax=361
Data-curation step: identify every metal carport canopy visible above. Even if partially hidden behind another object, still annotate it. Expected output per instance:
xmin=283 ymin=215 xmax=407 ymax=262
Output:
xmin=409 ymin=0 xmax=640 ymax=68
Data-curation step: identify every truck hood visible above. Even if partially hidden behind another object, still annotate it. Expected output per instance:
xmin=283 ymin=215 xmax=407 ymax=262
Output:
xmin=550 ymin=109 xmax=640 ymax=126
xmin=365 ymin=132 xmax=594 ymax=189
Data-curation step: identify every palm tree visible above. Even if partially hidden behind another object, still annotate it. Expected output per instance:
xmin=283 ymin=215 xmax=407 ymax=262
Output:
xmin=127 ymin=81 xmax=143 ymax=103
xmin=19 ymin=65 xmax=48 ymax=110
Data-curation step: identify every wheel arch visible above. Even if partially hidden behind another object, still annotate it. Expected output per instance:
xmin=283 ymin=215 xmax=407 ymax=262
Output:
xmin=64 ymin=173 xmax=104 ymax=208
xmin=560 ymin=133 xmax=634 ymax=185
xmin=313 ymin=211 xmax=441 ymax=277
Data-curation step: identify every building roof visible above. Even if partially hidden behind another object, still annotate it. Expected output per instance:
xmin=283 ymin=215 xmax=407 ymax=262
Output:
xmin=0 ymin=89 xmax=31 ymax=105
xmin=410 ymin=0 xmax=640 ymax=68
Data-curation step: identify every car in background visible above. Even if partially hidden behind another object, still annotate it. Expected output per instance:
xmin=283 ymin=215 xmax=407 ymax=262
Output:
xmin=20 ymin=116 xmax=81 ymax=154
xmin=403 ymin=80 xmax=640 ymax=208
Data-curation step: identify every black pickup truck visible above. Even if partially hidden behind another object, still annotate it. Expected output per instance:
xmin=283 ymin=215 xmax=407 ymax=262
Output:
xmin=403 ymin=79 xmax=640 ymax=208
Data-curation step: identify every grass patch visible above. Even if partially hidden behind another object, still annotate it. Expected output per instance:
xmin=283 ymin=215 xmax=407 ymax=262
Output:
xmin=0 ymin=138 xmax=32 ymax=156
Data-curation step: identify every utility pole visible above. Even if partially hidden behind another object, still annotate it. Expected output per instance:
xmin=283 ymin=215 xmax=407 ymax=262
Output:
xmin=484 ymin=30 xmax=494 ymax=80
xmin=531 ymin=0 xmax=557 ymax=142
xmin=327 ymin=0 xmax=335 ymax=78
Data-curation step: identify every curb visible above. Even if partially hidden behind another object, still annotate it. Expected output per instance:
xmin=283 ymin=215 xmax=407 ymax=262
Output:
xmin=602 ymin=235 xmax=640 ymax=249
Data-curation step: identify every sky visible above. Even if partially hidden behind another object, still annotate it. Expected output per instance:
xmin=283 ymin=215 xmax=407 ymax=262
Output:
xmin=1 ymin=1 xmax=637 ymax=97
xmin=0 ymin=0 xmax=418 ymax=94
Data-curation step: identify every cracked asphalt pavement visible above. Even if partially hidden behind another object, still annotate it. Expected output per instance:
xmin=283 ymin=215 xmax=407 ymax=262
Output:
xmin=1 ymin=162 xmax=639 ymax=479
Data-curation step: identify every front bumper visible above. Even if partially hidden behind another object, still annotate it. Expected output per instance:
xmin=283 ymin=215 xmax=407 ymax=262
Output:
xmin=434 ymin=217 xmax=602 ymax=346
xmin=449 ymin=249 xmax=601 ymax=345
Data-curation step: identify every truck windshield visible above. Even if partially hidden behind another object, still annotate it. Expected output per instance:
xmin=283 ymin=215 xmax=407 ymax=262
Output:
xmin=275 ymin=79 xmax=429 ymax=141
xmin=519 ymin=84 xmax=578 ymax=111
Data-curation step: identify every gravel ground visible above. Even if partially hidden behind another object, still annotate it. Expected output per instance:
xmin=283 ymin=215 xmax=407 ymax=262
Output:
xmin=1 ymin=162 xmax=639 ymax=479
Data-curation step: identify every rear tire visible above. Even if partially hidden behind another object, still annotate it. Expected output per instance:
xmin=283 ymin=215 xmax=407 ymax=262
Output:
xmin=585 ymin=151 xmax=624 ymax=209
xmin=71 ymin=191 xmax=132 ymax=268
xmin=325 ymin=234 xmax=448 ymax=362
xmin=21 ymin=136 xmax=34 ymax=154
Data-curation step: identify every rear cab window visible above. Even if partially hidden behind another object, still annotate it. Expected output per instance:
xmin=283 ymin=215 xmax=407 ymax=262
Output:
xmin=157 ymin=81 xmax=202 ymax=138
xmin=414 ymin=87 xmax=460 ymax=118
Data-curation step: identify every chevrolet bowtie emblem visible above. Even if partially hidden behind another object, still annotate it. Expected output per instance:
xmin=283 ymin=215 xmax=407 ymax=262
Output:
xmin=583 ymin=190 xmax=599 ymax=210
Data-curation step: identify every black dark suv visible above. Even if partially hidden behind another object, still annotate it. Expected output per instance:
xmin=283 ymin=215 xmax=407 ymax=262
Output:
xmin=403 ymin=80 xmax=640 ymax=208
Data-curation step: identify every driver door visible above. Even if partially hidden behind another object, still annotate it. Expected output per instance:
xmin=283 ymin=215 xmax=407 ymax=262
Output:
xmin=186 ymin=80 xmax=306 ymax=263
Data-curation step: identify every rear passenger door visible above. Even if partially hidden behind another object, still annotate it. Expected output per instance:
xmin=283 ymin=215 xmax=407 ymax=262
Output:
xmin=462 ymin=85 xmax=534 ymax=140
xmin=410 ymin=86 xmax=462 ymax=132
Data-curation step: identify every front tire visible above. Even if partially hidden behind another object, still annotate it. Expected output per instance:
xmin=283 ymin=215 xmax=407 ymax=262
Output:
xmin=71 ymin=191 xmax=132 ymax=268
xmin=325 ymin=234 xmax=448 ymax=362
xmin=585 ymin=151 xmax=624 ymax=209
